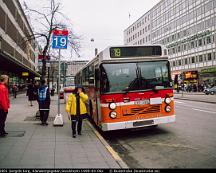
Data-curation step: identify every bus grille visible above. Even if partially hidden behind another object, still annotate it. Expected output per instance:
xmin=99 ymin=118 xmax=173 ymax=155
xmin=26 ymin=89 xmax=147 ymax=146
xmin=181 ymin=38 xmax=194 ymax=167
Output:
xmin=130 ymin=105 xmax=160 ymax=115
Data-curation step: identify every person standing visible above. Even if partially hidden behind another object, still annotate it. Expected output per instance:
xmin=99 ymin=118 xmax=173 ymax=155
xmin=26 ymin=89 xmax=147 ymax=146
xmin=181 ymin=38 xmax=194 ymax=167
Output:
xmin=12 ymin=83 xmax=18 ymax=98
xmin=37 ymin=79 xmax=50 ymax=126
xmin=0 ymin=75 xmax=10 ymax=137
xmin=66 ymin=85 xmax=88 ymax=138
xmin=26 ymin=80 xmax=35 ymax=106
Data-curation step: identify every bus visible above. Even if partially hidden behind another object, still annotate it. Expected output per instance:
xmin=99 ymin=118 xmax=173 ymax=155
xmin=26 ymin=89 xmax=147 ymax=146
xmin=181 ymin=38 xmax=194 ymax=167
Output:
xmin=60 ymin=75 xmax=75 ymax=102
xmin=75 ymin=45 xmax=175 ymax=131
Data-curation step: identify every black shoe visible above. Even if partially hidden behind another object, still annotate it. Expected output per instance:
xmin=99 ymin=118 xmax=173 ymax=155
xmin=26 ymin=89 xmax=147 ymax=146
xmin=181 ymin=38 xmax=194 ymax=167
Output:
xmin=41 ymin=123 xmax=45 ymax=126
xmin=73 ymin=134 xmax=76 ymax=138
xmin=3 ymin=132 xmax=8 ymax=135
xmin=78 ymin=132 xmax=81 ymax=135
xmin=45 ymin=122 xmax=48 ymax=126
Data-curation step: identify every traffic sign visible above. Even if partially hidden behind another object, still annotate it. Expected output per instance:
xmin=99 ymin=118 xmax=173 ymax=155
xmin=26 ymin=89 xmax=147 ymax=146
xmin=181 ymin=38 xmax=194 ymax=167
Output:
xmin=52 ymin=29 xmax=68 ymax=49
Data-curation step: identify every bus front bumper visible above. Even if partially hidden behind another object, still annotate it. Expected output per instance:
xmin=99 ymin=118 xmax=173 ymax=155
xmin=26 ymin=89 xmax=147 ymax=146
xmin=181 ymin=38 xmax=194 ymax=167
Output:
xmin=101 ymin=115 xmax=176 ymax=131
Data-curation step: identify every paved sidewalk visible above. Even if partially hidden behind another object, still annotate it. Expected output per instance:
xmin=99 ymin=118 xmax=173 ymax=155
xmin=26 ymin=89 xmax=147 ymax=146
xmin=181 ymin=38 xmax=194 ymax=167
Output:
xmin=174 ymin=91 xmax=216 ymax=104
xmin=0 ymin=94 xmax=127 ymax=168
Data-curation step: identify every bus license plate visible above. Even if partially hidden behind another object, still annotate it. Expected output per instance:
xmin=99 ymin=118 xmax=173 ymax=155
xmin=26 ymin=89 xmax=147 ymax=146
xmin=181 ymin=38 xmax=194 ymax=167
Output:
xmin=134 ymin=99 xmax=149 ymax=105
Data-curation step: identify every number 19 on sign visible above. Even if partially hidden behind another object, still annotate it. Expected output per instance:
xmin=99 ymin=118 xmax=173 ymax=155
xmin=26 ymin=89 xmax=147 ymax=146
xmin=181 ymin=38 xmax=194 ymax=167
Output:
xmin=52 ymin=35 xmax=68 ymax=49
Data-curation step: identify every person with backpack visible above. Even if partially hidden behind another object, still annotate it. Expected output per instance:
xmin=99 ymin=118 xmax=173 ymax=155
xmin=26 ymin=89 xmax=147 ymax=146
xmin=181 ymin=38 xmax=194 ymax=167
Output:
xmin=37 ymin=79 xmax=50 ymax=126
xmin=66 ymin=85 xmax=88 ymax=138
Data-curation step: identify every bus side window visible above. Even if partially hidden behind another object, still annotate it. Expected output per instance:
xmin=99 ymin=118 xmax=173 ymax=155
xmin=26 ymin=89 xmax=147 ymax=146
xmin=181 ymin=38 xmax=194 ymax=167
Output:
xmin=100 ymin=67 xmax=109 ymax=93
xmin=95 ymin=68 xmax=100 ymax=90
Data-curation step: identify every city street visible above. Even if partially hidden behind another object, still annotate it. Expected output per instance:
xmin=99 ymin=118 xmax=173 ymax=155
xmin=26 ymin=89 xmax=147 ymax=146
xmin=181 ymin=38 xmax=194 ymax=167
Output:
xmin=1 ymin=0 xmax=216 ymax=170
xmin=105 ymin=98 xmax=216 ymax=168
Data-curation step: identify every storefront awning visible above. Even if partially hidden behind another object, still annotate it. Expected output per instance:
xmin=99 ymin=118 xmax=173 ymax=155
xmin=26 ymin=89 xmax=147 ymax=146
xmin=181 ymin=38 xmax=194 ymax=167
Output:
xmin=0 ymin=50 xmax=40 ymax=78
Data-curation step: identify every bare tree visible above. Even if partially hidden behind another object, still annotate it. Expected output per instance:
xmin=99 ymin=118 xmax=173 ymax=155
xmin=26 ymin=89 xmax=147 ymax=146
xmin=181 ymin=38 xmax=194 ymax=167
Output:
xmin=22 ymin=0 xmax=81 ymax=80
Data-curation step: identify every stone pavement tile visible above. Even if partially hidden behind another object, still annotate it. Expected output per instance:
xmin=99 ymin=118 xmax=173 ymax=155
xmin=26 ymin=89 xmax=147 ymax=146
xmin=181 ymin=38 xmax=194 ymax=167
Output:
xmin=19 ymin=152 xmax=54 ymax=168
xmin=0 ymin=146 xmax=12 ymax=162
xmin=0 ymin=148 xmax=25 ymax=168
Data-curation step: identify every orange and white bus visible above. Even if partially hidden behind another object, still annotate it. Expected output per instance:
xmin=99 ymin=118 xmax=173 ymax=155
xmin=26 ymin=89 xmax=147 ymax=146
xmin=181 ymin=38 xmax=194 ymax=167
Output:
xmin=75 ymin=45 xmax=175 ymax=131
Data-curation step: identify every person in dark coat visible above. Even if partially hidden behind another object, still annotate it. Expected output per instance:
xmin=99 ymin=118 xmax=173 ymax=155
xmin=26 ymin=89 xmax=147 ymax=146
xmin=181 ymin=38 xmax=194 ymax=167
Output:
xmin=37 ymin=79 xmax=50 ymax=126
xmin=26 ymin=81 xmax=35 ymax=106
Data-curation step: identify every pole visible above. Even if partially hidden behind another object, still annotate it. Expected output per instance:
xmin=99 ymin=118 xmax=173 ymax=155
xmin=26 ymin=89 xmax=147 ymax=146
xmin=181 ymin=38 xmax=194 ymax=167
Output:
xmin=48 ymin=67 xmax=50 ymax=89
xmin=58 ymin=49 xmax=61 ymax=115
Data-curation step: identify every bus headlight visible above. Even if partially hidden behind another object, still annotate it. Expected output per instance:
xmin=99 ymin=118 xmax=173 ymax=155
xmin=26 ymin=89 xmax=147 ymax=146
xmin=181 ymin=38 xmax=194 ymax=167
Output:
xmin=109 ymin=102 xmax=117 ymax=110
xmin=109 ymin=111 xmax=117 ymax=119
xmin=165 ymin=105 xmax=171 ymax=112
xmin=164 ymin=97 xmax=171 ymax=104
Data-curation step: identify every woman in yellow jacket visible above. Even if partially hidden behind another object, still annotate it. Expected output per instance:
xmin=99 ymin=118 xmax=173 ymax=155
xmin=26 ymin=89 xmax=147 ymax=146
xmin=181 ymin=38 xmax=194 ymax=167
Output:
xmin=66 ymin=85 xmax=88 ymax=138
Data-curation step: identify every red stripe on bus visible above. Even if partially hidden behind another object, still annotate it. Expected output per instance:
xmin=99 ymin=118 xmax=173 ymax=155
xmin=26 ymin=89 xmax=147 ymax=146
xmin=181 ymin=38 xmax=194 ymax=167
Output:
xmin=100 ymin=89 xmax=173 ymax=103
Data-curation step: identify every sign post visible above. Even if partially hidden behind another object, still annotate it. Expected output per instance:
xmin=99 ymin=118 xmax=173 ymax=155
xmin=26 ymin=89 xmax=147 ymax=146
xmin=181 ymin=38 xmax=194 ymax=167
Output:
xmin=52 ymin=29 xmax=68 ymax=126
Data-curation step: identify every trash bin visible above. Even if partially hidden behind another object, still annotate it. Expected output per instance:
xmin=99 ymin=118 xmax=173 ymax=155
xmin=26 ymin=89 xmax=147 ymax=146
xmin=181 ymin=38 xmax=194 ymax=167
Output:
xmin=51 ymin=89 xmax=55 ymax=96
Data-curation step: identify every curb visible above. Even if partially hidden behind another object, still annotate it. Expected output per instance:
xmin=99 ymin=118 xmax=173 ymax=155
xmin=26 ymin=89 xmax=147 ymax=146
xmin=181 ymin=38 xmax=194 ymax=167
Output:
xmin=87 ymin=121 xmax=129 ymax=169
xmin=175 ymin=98 xmax=216 ymax=104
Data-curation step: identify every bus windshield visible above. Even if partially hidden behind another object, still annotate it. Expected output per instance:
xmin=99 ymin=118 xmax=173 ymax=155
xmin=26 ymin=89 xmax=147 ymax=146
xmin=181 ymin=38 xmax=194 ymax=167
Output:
xmin=100 ymin=61 xmax=172 ymax=93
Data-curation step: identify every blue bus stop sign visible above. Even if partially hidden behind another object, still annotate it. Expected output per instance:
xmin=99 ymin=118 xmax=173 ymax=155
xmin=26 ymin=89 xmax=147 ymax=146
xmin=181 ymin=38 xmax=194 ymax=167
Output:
xmin=52 ymin=35 xmax=68 ymax=49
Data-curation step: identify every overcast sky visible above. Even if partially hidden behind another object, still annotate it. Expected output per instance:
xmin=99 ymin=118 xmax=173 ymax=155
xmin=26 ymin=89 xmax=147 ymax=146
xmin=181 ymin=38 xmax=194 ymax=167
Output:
xmin=22 ymin=0 xmax=161 ymax=61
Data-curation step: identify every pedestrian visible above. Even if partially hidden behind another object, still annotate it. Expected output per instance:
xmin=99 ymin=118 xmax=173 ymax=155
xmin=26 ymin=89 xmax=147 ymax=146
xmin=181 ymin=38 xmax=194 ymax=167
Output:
xmin=12 ymin=83 xmax=18 ymax=98
xmin=0 ymin=75 xmax=10 ymax=137
xmin=37 ymin=79 xmax=50 ymax=126
xmin=26 ymin=80 xmax=36 ymax=106
xmin=66 ymin=85 xmax=88 ymax=138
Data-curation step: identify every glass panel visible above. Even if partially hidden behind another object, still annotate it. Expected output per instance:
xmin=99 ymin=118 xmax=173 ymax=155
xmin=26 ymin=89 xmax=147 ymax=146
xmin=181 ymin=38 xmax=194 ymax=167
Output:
xmin=100 ymin=61 xmax=172 ymax=93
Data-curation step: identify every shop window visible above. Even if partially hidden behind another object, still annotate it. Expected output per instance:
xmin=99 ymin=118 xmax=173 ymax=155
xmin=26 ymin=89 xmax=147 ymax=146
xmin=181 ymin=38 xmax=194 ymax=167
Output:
xmin=191 ymin=57 xmax=195 ymax=63
xmin=198 ymin=39 xmax=202 ymax=46
xmin=172 ymin=48 xmax=175 ymax=54
xmin=199 ymin=55 xmax=203 ymax=62
xmin=178 ymin=46 xmax=181 ymax=52
xmin=207 ymin=36 xmax=211 ymax=44
xmin=213 ymin=52 xmax=216 ymax=60
xmin=173 ymin=61 xmax=176 ymax=67
xmin=203 ymin=54 xmax=207 ymax=61
xmin=178 ymin=60 xmax=181 ymax=66
xmin=191 ymin=41 xmax=195 ymax=48
xmin=208 ymin=53 xmax=212 ymax=61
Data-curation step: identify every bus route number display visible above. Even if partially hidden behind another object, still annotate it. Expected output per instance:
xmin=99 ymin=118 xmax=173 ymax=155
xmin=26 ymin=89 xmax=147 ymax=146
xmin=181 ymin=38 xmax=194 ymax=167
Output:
xmin=112 ymin=48 xmax=121 ymax=57
xmin=110 ymin=46 xmax=162 ymax=58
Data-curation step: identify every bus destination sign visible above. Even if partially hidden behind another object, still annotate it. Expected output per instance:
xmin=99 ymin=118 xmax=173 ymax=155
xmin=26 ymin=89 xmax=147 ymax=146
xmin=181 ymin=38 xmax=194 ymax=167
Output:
xmin=110 ymin=46 xmax=162 ymax=58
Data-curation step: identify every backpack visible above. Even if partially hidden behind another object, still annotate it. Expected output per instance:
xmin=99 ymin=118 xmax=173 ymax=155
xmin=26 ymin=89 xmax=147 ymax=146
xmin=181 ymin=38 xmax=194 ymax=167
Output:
xmin=38 ymin=87 xmax=48 ymax=102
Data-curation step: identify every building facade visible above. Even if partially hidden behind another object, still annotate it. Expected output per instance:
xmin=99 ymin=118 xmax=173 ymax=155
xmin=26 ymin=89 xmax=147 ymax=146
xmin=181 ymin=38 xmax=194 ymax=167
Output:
xmin=0 ymin=0 xmax=39 ymax=90
xmin=124 ymin=0 xmax=216 ymax=86
xmin=67 ymin=60 xmax=89 ymax=76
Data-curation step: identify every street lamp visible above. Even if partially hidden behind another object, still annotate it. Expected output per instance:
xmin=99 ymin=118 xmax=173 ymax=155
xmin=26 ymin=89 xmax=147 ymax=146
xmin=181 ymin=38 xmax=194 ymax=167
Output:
xmin=90 ymin=38 xmax=98 ymax=56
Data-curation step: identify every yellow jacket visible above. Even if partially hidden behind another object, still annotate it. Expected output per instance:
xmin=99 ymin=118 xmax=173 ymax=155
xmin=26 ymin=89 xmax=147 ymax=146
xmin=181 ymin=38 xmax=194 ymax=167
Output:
xmin=66 ymin=92 xmax=88 ymax=116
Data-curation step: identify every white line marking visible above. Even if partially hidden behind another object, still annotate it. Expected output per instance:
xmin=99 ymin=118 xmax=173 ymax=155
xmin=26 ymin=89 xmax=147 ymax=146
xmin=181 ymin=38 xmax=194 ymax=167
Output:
xmin=192 ymin=108 xmax=216 ymax=114
xmin=175 ymin=101 xmax=184 ymax=104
